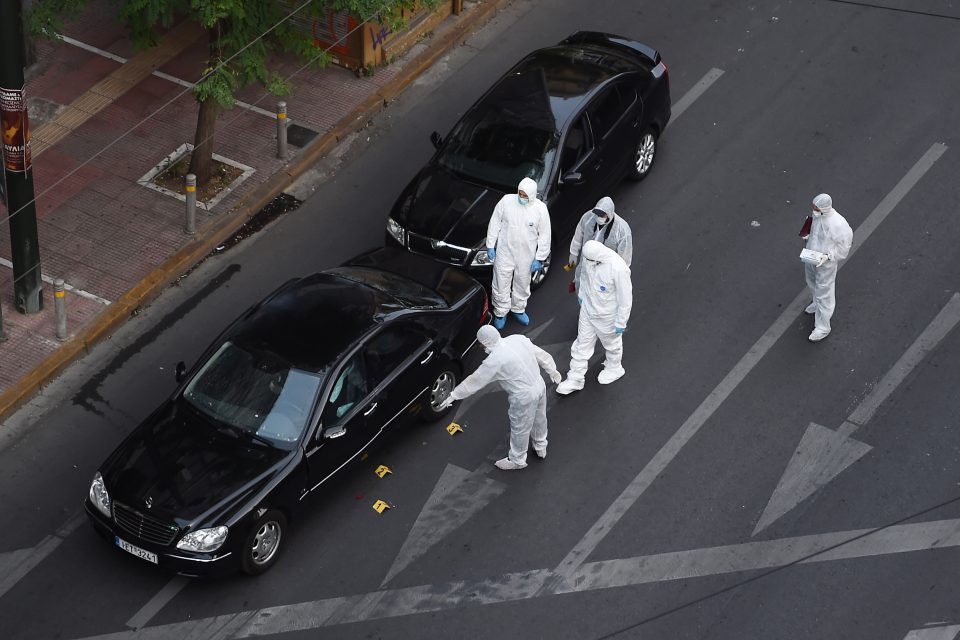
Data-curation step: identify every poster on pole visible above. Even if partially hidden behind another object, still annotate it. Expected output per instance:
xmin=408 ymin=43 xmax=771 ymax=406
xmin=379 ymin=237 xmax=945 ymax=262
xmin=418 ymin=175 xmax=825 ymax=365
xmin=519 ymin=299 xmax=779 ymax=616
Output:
xmin=1 ymin=85 xmax=32 ymax=173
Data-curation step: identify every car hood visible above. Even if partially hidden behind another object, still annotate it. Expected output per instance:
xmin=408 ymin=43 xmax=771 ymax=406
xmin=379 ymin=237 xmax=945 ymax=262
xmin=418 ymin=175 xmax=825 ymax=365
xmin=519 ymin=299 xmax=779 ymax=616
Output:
xmin=102 ymin=402 xmax=292 ymax=524
xmin=392 ymin=165 xmax=506 ymax=247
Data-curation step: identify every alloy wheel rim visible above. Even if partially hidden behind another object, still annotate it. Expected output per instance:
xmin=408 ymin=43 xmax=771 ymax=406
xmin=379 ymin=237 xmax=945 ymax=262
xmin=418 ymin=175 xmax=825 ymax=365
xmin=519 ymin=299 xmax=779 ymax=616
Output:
xmin=431 ymin=372 xmax=456 ymax=410
xmin=251 ymin=520 xmax=281 ymax=565
xmin=636 ymin=134 xmax=655 ymax=174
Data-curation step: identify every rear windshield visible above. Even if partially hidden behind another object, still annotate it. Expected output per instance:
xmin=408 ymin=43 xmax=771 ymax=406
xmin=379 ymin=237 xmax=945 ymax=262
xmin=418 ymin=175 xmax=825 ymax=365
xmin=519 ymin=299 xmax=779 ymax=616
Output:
xmin=328 ymin=267 xmax=447 ymax=310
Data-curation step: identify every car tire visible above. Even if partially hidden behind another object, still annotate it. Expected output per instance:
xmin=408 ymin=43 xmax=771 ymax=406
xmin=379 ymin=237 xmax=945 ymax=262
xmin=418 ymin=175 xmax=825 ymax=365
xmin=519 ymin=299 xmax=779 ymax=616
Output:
xmin=627 ymin=127 xmax=658 ymax=182
xmin=240 ymin=509 xmax=287 ymax=576
xmin=420 ymin=362 xmax=460 ymax=423
xmin=529 ymin=243 xmax=553 ymax=291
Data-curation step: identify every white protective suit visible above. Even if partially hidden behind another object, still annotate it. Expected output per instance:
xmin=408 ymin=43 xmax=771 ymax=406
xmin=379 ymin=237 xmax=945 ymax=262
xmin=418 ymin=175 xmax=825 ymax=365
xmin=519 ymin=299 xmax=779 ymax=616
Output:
xmin=804 ymin=194 xmax=853 ymax=336
xmin=559 ymin=240 xmax=633 ymax=392
xmin=486 ymin=177 xmax=552 ymax=318
xmin=448 ymin=325 xmax=560 ymax=466
xmin=569 ymin=197 xmax=632 ymax=292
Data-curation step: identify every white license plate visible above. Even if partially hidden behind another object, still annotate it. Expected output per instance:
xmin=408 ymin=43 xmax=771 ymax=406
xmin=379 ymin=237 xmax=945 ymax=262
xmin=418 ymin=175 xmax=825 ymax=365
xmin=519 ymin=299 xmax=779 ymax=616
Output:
xmin=115 ymin=536 xmax=158 ymax=564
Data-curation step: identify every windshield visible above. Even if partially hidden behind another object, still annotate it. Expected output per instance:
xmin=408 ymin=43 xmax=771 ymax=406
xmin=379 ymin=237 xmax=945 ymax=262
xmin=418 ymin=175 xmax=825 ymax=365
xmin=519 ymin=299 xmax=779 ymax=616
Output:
xmin=183 ymin=341 xmax=321 ymax=449
xmin=437 ymin=114 xmax=558 ymax=194
xmin=328 ymin=267 xmax=447 ymax=309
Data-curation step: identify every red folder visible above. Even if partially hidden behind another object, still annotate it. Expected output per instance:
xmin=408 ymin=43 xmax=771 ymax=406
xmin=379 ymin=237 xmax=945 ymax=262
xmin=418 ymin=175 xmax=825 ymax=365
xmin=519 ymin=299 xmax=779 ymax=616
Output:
xmin=799 ymin=216 xmax=812 ymax=239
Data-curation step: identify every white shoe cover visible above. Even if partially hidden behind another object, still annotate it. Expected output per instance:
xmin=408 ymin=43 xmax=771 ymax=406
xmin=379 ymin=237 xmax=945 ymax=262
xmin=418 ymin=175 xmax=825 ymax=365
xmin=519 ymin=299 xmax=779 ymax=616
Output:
xmin=808 ymin=328 xmax=831 ymax=342
xmin=495 ymin=457 xmax=527 ymax=470
xmin=804 ymin=302 xmax=817 ymax=315
xmin=598 ymin=367 xmax=625 ymax=385
xmin=556 ymin=379 xmax=582 ymax=395
xmin=533 ymin=447 xmax=547 ymax=459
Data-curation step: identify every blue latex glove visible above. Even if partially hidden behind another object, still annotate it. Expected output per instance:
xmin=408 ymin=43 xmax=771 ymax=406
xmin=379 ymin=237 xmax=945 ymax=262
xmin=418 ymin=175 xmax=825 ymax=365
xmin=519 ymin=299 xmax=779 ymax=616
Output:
xmin=577 ymin=297 xmax=582 ymax=306
xmin=487 ymin=248 xmax=496 ymax=261
xmin=615 ymin=327 xmax=626 ymax=334
xmin=531 ymin=259 xmax=543 ymax=272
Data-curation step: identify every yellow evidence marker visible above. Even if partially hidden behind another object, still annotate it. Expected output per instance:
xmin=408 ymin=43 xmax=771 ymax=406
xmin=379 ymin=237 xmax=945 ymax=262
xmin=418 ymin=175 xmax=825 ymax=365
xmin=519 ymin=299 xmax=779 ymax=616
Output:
xmin=372 ymin=499 xmax=391 ymax=514
xmin=375 ymin=465 xmax=392 ymax=478
xmin=446 ymin=422 xmax=464 ymax=436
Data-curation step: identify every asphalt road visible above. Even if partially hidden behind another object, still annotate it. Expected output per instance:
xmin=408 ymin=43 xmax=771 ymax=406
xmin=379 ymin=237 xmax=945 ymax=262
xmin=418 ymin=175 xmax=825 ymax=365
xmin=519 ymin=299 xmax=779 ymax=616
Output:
xmin=3 ymin=0 xmax=960 ymax=638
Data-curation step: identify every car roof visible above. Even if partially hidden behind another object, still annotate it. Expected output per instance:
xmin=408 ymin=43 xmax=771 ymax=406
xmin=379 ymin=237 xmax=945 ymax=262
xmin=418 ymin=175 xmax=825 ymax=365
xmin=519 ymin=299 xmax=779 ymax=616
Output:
xmin=495 ymin=43 xmax=645 ymax=129
xmin=227 ymin=273 xmax=403 ymax=374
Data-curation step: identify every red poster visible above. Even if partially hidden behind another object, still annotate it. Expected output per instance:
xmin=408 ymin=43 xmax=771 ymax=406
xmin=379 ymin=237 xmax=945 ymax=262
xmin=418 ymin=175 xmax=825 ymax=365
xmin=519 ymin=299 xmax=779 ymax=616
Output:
xmin=1 ymin=86 xmax=32 ymax=173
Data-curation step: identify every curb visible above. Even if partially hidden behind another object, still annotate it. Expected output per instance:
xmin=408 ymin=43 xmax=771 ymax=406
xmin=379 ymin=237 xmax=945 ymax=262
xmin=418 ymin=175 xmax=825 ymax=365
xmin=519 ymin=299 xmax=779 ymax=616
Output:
xmin=0 ymin=0 xmax=510 ymax=422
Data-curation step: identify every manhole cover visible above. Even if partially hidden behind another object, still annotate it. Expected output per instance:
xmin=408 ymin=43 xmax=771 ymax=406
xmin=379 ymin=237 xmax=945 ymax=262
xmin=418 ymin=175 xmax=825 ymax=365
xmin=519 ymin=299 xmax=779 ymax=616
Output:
xmin=287 ymin=123 xmax=320 ymax=148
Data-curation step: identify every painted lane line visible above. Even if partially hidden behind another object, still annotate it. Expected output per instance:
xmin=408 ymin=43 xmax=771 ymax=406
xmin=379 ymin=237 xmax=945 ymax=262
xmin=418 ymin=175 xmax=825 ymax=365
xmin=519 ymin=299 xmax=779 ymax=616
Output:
xmin=0 ymin=257 xmax=111 ymax=306
xmin=0 ymin=513 xmax=84 ymax=600
xmin=754 ymin=292 xmax=960 ymax=534
xmin=667 ymin=67 xmax=724 ymax=125
xmin=902 ymin=625 xmax=960 ymax=640
xmin=58 ymin=35 xmax=275 ymax=119
xmin=69 ymin=518 xmax=960 ymax=639
xmin=840 ymin=292 xmax=960 ymax=435
xmin=125 ymin=576 xmax=191 ymax=630
xmin=552 ymin=142 xmax=948 ymax=582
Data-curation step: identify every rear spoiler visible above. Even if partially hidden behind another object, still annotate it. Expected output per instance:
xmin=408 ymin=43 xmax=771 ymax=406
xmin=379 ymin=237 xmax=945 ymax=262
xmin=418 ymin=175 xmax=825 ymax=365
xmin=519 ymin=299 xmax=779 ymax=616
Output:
xmin=559 ymin=31 xmax=661 ymax=66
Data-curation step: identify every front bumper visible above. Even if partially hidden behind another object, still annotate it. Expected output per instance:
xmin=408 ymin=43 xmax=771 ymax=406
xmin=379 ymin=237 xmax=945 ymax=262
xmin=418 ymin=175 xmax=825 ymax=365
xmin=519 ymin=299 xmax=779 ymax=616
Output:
xmin=385 ymin=232 xmax=493 ymax=282
xmin=85 ymin=499 xmax=238 ymax=578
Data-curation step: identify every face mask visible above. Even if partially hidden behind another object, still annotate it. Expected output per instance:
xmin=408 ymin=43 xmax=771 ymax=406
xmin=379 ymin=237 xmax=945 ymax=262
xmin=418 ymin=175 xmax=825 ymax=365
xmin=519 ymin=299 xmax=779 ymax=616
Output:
xmin=812 ymin=209 xmax=823 ymax=217
xmin=518 ymin=195 xmax=530 ymax=205
xmin=595 ymin=214 xmax=608 ymax=224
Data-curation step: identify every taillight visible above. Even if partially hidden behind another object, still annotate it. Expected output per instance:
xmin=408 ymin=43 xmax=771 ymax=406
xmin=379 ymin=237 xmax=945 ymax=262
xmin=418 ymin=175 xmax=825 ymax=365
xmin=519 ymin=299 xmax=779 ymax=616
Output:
xmin=652 ymin=60 xmax=667 ymax=79
xmin=480 ymin=291 xmax=489 ymax=326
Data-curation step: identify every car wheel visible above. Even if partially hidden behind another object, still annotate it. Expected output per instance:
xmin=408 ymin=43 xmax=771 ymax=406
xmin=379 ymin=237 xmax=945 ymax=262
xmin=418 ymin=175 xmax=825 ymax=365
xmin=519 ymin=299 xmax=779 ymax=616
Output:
xmin=240 ymin=510 xmax=287 ymax=576
xmin=530 ymin=246 xmax=552 ymax=291
xmin=627 ymin=128 xmax=658 ymax=181
xmin=420 ymin=363 xmax=459 ymax=422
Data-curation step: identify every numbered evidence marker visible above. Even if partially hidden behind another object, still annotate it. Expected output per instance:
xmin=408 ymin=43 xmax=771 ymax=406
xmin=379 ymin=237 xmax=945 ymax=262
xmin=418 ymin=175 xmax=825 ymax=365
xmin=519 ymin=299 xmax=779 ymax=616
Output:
xmin=446 ymin=422 xmax=465 ymax=436
xmin=372 ymin=500 xmax=391 ymax=514
xmin=375 ymin=465 xmax=392 ymax=478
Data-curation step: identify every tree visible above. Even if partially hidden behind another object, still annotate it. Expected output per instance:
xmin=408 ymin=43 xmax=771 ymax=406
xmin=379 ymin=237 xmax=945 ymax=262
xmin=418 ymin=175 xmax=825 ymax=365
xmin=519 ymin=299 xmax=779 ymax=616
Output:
xmin=29 ymin=0 xmax=432 ymax=185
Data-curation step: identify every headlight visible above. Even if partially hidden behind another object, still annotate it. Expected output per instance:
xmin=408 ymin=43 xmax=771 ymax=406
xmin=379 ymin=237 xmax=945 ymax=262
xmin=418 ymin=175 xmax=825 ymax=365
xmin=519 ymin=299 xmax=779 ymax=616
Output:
xmin=88 ymin=472 xmax=111 ymax=518
xmin=471 ymin=249 xmax=494 ymax=266
xmin=386 ymin=217 xmax=406 ymax=245
xmin=176 ymin=526 xmax=229 ymax=552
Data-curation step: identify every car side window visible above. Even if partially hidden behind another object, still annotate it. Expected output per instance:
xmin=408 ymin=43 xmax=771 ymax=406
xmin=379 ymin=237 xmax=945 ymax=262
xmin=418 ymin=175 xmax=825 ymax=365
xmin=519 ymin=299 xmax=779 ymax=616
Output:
xmin=587 ymin=86 xmax=625 ymax=140
xmin=320 ymin=353 xmax=369 ymax=426
xmin=558 ymin=114 xmax=592 ymax=176
xmin=363 ymin=325 xmax=429 ymax=389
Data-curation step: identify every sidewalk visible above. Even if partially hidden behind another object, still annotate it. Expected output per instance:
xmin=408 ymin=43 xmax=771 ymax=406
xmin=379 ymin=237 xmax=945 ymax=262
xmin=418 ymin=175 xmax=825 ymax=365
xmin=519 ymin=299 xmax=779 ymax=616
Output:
xmin=0 ymin=0 xmax=508 ymax=420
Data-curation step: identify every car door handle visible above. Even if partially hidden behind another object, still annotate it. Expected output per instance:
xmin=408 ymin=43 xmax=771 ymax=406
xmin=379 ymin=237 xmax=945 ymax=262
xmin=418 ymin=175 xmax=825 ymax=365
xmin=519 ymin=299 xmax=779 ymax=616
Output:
xmin=420 ymin=350 xmax=434 ymax=365
xmin=363 ymin=402 xmax=378 ymax=416
xmin=593 ymin=161 xmax=603 ymax=171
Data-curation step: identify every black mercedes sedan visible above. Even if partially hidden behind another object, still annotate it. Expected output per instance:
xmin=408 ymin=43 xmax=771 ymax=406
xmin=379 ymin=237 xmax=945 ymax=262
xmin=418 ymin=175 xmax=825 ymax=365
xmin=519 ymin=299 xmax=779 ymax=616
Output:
xmin=85 ymin=248 xmax=488 ymax=576
xmin=385 ymin=31 xmax=671 ymax=286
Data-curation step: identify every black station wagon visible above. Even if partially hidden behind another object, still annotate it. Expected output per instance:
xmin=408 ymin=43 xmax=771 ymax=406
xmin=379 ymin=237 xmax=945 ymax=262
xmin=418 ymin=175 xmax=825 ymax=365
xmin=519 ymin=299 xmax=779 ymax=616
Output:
xmin=386 ymin=31 xmax=671 ymax=286
xmin=86 ymin=248 xmax=488 ymax=576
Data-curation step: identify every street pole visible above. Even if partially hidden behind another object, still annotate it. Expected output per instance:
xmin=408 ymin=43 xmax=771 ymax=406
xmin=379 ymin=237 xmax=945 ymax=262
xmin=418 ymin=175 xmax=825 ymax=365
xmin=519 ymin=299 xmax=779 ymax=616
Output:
xmin=0 ymin=0 xmax=43 ymax=313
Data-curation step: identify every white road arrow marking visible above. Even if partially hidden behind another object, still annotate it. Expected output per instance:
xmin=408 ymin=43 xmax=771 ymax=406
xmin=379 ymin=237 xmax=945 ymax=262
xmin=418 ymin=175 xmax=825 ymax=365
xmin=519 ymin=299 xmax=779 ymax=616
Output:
xmin=754 ymin=293 xmax=960 ymax=535
xmin=380 ymin=463 xmax=505 ymax=586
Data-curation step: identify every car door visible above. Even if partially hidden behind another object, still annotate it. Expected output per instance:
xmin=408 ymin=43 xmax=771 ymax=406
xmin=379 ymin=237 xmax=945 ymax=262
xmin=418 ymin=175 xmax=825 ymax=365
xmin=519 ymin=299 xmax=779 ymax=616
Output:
xmin=303 ymin=349 xmax=379 ymax=492
xmin=551 ymin=112 xmax=598 ymax=236
xmin=361 ymin=322 xmax=435 ymax=428
xmin=585 ymin=83 xmax=635 ymax=192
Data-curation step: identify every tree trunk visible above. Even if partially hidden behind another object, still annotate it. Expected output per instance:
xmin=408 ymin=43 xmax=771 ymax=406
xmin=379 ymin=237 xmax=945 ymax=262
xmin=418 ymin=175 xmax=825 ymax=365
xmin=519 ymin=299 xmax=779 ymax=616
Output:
xmin=188 ymin=25 xmax=221 ymax=186
xmin=188 ymin=96 xmax=219 ymax=185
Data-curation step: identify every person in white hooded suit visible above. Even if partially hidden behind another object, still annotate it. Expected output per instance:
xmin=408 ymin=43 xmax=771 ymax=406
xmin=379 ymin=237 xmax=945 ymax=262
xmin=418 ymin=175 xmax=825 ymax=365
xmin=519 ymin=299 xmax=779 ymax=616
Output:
xmin=486 ymin=177 xmax=551 ymax=328
xmin=804 ymin=193 xmax=853 ymax=342
xmin=557 ymin=240 xmax=633 ymax=394
xmin=438 ymin=325 xmax=561 ymax=470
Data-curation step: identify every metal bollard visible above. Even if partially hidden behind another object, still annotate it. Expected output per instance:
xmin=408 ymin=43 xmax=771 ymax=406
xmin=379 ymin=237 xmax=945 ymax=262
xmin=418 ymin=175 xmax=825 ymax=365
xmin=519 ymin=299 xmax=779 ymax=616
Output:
xmin=184 ymin=173 xmax=197 ymax=234
xmin=276 ymin=101 xmax=288 ymax=159
xmin=54 ymin=278 xmax=67 ymax=341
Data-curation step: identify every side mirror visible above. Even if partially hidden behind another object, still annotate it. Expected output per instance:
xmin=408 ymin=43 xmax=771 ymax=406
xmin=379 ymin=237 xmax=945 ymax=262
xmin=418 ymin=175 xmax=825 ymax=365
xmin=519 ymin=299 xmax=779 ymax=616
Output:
xmin=561 ymin=171 xmax=583 ymax=186
xmin=175 ymin=361 xmax=186 ymax=383
xmin=323 ymin=426 xmax=347 ymax=440
xmin=429 ymin=131 xmax=443 ymax=149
